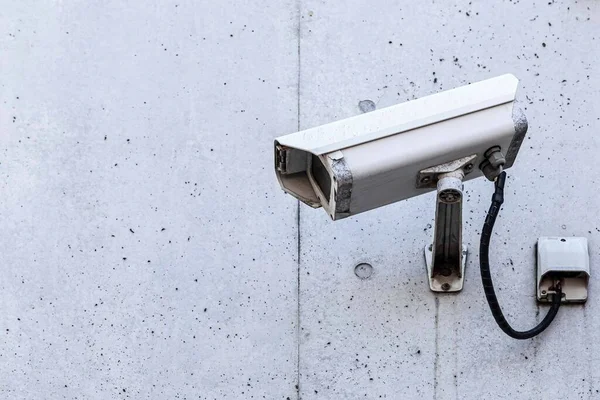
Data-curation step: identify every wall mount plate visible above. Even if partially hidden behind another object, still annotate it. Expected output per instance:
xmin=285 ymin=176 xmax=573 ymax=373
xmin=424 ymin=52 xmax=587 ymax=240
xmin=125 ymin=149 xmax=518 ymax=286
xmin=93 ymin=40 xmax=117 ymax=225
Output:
xmin=425 ymin=244 xmax=467 ymax=292
xmin=537 ymin=237 xmax=590 ymax=303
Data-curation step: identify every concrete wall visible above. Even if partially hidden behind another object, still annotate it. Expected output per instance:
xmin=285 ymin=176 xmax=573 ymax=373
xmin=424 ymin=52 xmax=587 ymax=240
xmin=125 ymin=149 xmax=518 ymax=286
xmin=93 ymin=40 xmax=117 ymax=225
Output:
xmin=1 ymin=1 xmax=599 ymax=399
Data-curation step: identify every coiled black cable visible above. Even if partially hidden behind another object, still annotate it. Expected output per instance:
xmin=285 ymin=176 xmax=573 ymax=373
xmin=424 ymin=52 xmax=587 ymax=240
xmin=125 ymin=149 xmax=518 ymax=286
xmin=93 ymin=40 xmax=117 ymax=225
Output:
xmin=480 ymin=171 xmax=562 ymax=339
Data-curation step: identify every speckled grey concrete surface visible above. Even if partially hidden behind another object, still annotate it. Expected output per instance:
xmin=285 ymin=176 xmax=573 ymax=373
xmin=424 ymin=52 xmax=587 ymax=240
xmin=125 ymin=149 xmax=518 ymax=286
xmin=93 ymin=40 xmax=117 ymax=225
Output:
xmin=298 ymin=1 xmax=600 ymax=399
xmin=1 ymin=1 xmax=298 ymax=398
xmin=1 ymin=1 xmax=599 ymax=399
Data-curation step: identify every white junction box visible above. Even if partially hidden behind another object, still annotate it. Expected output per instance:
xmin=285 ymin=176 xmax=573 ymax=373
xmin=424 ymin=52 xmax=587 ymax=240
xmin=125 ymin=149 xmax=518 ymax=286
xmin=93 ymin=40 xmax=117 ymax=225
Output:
xmin=537 ymin=237 xmax=590 ymax=303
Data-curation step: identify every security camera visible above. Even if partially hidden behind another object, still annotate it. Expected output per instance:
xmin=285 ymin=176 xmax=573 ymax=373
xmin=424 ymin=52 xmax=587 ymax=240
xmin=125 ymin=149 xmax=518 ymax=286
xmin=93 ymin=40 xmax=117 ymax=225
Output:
xmin=274 ymin=74 xmax=526 ymax=220
xmin=275 ymin=73 xmax=528 ymax=293
xmin=274 ymin=74 xmax=589 ymax=340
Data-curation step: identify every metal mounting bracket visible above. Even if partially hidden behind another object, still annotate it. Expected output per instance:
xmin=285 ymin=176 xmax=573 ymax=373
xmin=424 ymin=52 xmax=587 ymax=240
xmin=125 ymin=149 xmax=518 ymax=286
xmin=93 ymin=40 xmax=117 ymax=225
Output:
xmin=422 ymin=165 xmax=468 ymax=292
xmin=416 ymin=154 xmax=476 ymax=189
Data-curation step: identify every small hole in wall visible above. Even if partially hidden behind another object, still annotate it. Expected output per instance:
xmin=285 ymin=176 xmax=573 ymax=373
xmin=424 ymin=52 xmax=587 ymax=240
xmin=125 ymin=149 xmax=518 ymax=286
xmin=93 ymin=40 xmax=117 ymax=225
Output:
xmin=354 ymin=263 xmax=373 ymax=279
xmin=561 ymin=238 xmax=566 ymax=242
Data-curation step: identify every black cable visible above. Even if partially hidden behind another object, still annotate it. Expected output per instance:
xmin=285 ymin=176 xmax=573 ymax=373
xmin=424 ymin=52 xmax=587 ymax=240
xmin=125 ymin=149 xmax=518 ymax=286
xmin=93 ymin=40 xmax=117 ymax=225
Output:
xmin=479 ymin=171 xmax=562 ymax=339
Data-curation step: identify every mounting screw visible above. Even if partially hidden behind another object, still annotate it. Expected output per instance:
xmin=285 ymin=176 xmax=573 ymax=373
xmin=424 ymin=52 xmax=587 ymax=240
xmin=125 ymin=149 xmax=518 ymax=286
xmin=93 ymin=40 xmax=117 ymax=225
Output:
xmin=420 ymin=176 xmax=431 ymax=184
xmin=464 ymin=163 xmax=473 ymax=173
xmin=439 ymin=189 xmax=461 ymax=204
xmin=441 ymin=283 xmax=451 ymax=291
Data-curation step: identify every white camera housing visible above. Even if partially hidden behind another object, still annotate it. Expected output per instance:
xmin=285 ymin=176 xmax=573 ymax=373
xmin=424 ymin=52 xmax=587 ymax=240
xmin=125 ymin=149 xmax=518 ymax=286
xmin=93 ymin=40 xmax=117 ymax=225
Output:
xmin=274 ymin=74 xmax=527 ymax=220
